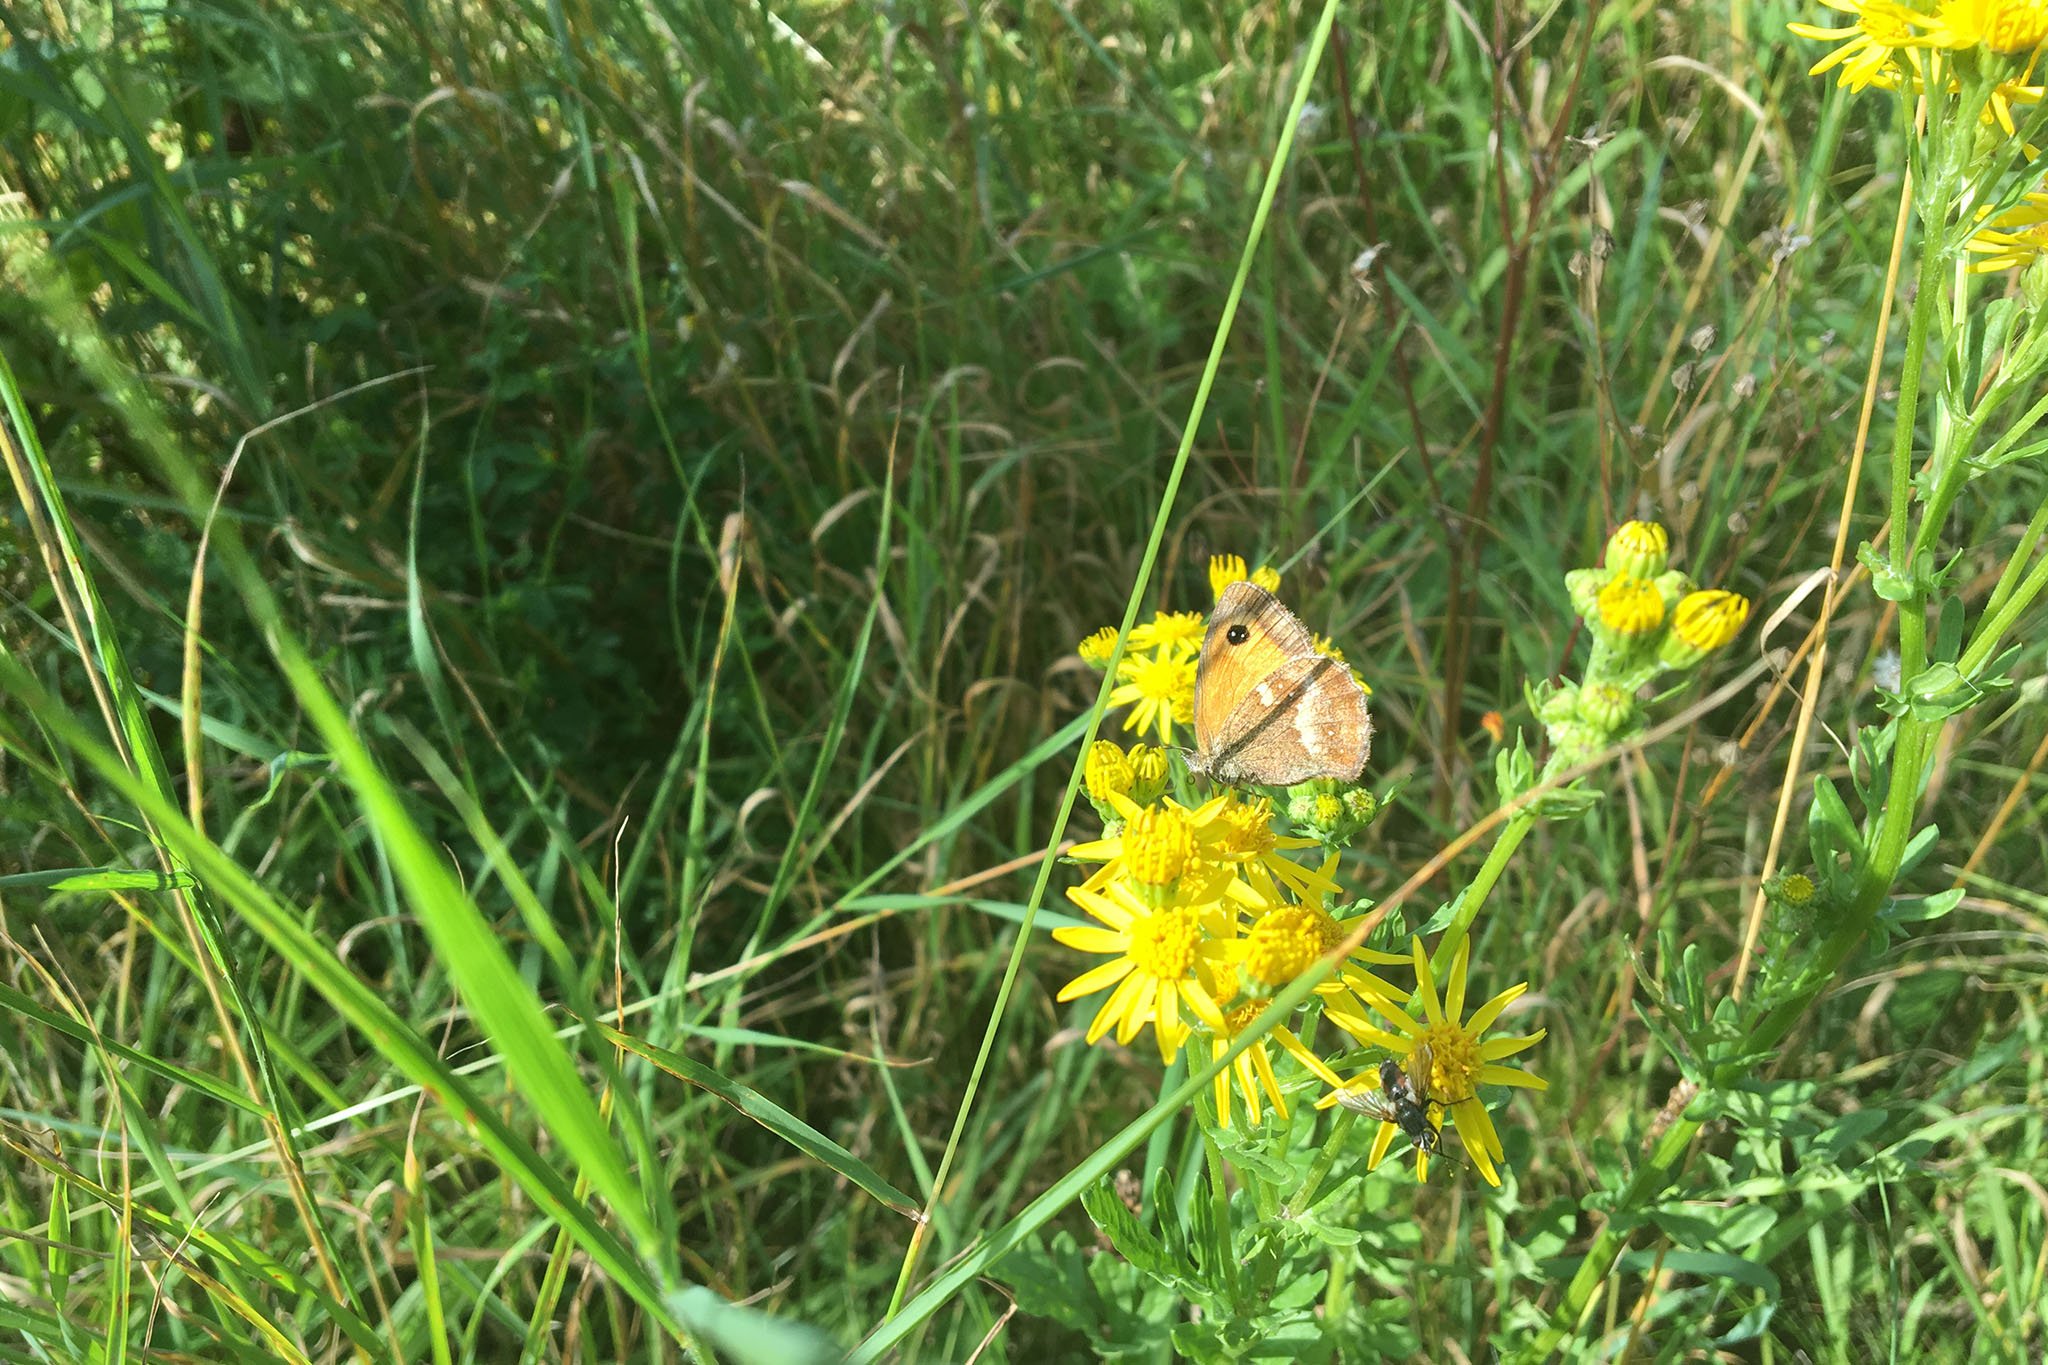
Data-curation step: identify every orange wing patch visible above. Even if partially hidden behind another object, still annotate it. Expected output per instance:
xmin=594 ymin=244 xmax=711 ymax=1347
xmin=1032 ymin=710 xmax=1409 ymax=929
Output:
xmin=1193 ymin=581 xmax=1316 ymax=753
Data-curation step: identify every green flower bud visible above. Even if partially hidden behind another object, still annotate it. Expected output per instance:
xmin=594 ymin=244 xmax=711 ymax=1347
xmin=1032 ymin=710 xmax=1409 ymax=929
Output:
xmin=1575 ymin=681 xmax=1636 ymax=735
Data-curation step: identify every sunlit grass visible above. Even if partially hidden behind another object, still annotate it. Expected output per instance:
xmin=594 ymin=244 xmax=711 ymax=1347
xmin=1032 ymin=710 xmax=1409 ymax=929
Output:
xmin=0 ymin=0 xmax=2044 ymax=1359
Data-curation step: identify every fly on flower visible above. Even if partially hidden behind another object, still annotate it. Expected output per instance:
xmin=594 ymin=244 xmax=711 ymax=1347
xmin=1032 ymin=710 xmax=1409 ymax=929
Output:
xmin=1316 ymin=936 xmax=1546 ymax=1185
xmin=1336 ymin=1047 xmax=1445 ymax=1156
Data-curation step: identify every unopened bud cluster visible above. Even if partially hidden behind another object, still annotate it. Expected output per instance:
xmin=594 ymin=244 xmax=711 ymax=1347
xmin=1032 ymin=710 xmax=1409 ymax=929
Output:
xmin=1543 ymin=521 xmax=1751 ymax=763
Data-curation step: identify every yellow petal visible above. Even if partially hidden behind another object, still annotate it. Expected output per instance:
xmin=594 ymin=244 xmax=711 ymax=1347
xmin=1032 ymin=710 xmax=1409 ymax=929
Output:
xmin=1250 ymin=1044 xmax=1287 ymax=1121
xmin=1463 ymin=981 xmax=1531 ymax=1034
xmin=1480 ymin=1064 xmax=1548 ymax=1090
xmin=1116 ymin=976 xmax=1158 ymax=1046
xmin=1411 ymin=937 xmax=1445 ymax=1025
xmin=1066 ymin=886 xmax=1134 ymax=930
xmin=1181 ymin=978 xmax=1226 ymax=1032
xmin=1057 ymin=955 xmax=1135 ymax=1001
xmin=1367 ymin=1120 xmax=1396 ymax=1170
xmin=1454 ymin=1097 xmax=1506 ymax=1162
xmin=1479 ymin=1029 xmax=1546 ymax=1061
xmin=1053 ymin=925 xmax=1129 ymax=955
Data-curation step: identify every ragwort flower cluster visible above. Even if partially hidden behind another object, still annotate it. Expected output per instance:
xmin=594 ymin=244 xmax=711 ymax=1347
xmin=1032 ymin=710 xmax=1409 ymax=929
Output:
xmin=1545 ymin=521 xmax=1750 ymax=766
xmin=1790 ymin=0 xmax=2048 ymax=271
xmin=1057 ymin=554 xmax=1548 ymax=1183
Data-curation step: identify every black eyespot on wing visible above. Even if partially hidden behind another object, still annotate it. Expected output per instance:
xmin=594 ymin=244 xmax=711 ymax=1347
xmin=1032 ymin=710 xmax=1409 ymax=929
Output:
xmin=1226 ymin=624 xmax=1249 ymax=645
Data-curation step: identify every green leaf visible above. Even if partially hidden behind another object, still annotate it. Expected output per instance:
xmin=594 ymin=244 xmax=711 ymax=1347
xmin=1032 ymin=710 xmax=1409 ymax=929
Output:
xmin=596 ymin=1022 xmax=918 ymax=1216
xmin=1886 ymin=887 xmax=1962 ymax=923
xmin=1807 ymin=776 xmax=1863 ymax=870
xmin=1856 ymin=540 xmax=1916 ymax=602
xmin=1082 ymin=1177 xmax=1190 ymax=1292
xmin=0 ymin=866 xmax=195 ymax=893
xmin=665 ymin=1288 xmax=839 ymax=1365
xmin=1495 ymin=730 xmax=1535 ymax=803
xmin=1811 ymin=1107 xmax=1891 ymax=1164
xmin=1934 ymin=595 xmax=1965 ymax=662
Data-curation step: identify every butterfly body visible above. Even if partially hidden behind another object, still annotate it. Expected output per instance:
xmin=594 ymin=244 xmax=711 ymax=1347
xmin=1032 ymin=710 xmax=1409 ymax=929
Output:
xmin=1188 ymin=581 xmax=1372 ymax=788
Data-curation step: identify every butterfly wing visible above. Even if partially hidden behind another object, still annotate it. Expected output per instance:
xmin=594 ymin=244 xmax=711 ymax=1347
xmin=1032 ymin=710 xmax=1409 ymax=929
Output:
xmin=1210 ymin=655 xmax=1361 ymax=786
xmin=1193 ymin=582 xmax=1317 ymax=755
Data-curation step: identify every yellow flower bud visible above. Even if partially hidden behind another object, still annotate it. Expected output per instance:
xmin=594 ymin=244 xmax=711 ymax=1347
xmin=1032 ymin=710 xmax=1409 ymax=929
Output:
xmin=1660 ymin=589 xmax=1750 ymax=666
xmin=1078 ymin=626 xmax=1120 ymax=669
xmin=1596 ymin=576 xmax=1666 ymax=637
xmin=1575 ymin=681 xmax=1636 ymax=734
xmin=1957 ymin=0 xmax=2048 ymax=52
xmin=1342 ymin=788 xmax=1379 ymax=824
xmin=1128 ymin=744 xmax=1171 ymax=804
xmin=1605 ymin=520 xmax=1670 ymax=580
xmin=1123 ymin=805 xmax=1195 ymax=901
xmin=1084 ymin=740 xmax=1134 ymax=805
xmin=1774 ymin=872 xmax=1816 ymax=906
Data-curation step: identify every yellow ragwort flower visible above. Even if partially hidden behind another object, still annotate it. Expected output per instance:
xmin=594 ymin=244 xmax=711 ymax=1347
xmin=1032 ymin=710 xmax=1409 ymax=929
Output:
xmin=1109 ymin=651 xmax=1197 ymax=745
xmin=1054 ymin=880 xmax=1231 ymax=1062
xmin=1232 ymin=855 xmax=1412 ymax=1003
xmin=1069 ymin=794 xmax=1234 ymax=902
xmin=1078 ymin=626 xmax=1121 ymax=669
xmin=1604 ymin=520 xmax=1670 ymax=580
xmin=1966 ymin=190 xmax=2048 ymax=270
xmin=1202 ymin=996 xmax=1340 ymax=1129
xmin=1188 ymin=795 xmax=1338 ymax=908
xmin=1789 ymin=0 xmax=1938 ymax=90
xmin=1208 ymin=553 xmax=1283 ymax=602
xmin=1596 ymin=576 xmax=1667 ymax=636
xmin=1316 ymin=937 xmax=1547 ymax=1186
xmin=1128 ymin=610 xmax=1205 ymax=656
xmin=1921 ymin=0 xmax=2048 ymax=51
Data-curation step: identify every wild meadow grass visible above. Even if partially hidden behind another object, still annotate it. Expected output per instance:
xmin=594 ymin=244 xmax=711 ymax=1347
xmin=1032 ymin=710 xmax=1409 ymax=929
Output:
xmin=2 ymin=0 xmax=2047 ymax=1360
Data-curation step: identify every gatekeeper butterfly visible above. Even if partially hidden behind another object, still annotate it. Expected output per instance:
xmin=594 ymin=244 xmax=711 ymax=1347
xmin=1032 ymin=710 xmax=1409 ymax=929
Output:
xmin=1186 ymin=581 xmax=1372 ymax=788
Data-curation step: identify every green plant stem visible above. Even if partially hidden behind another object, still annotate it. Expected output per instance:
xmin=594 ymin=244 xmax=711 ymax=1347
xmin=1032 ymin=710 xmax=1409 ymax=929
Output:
xmin=1429 ymin=809 xmax=1536 ymax=977
xmin=1513 ymin=776 xmax=1933 ymax=1362
xmin=1290 ymin=1108 xmax=1357 ymax=1213
xmin=1888 ymin=167 xmax=1955 ymax=683
xmin=1204 ymin=1130 xmax=1240 ymax=1310
xmin=1522 ymin=81 xmax=1981 ymax=1361
xmin=878 ymin=0 xmax=1347 ymax=1324
xmin=1961 ymin=545 xmax=2048 ymax=675
xmin=1981 ymin=493 xmax=2048 ymax=623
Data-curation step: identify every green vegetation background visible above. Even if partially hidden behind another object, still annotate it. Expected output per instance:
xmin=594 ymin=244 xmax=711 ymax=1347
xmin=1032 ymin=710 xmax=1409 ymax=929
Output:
xmin=1 ymin=0 xmax=2042 ymax=1360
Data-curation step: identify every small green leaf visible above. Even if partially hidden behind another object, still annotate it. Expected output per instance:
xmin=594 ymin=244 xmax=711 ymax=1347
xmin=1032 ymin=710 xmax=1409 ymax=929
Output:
xmin=1934 ymin=596 xmax=1964 ymax=662
xmin=1856 ymin=541 xmax=1916 ymax=602
xmin=665 ymin=1288 xmax=839 ymax=1365
xmin=0 ymin=866 xmax=196 ymax=893
xmin=1886 ymin=887 xmax=1962 ymax=923
xmin=1807 ymin=776 xmax=1863 ymax=869
xmin=1495 ymin=731 xmax=1535 ymax=803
